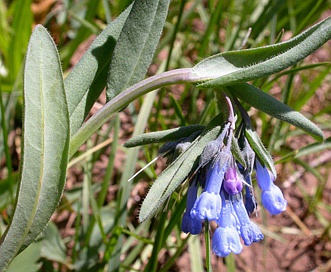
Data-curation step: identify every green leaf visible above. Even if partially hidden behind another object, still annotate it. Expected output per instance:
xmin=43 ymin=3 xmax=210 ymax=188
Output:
xmin=139 ymin=117 xmax=224 ymax=222
xmin=227 ymin=83 xmax=324 ymax=142
xmin=106 ymin=0 xmax=171 ymax=100
xmin=124 ymin=125 xmax=205 ymax=148
xmin=40 ymin=222 xmax=68 ymax=266
xmin=6 ymin=241 xmax=42 ymax=272
xmin=245 ymin=128 xmax=276 ymax=178
xmin=64 ymin=4 xmax=132 ymax=135
xmin=193 ymin=16 xmax=331 ymax=88
xmin=231 ymin=135 xmax=246 ymax=168
xmin=0 ymin=25 xmax=69 ymax=271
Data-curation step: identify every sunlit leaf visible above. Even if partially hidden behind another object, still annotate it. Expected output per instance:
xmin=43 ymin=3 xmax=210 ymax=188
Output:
xmin=0 ymin=25 xmax=69 ymax=270
xmin=64 ymin=4 xmax=132 ymax=135
xmin=245 ymin=128 xmax=276 ymax=178
xmin=228 ymin=83 xmax=324 ymax=142
xmin=106 ymin=0 xmax=171 ymax=100
xmin=6 ymin=241 xmax=42 ymax=272
xmin=231 ymin=136 xmax=246 ymax=168
xmin=193 ymin=16 xmax=331 ymax=88
xmin=40 ymin=222 xmax=68 ymax=266
xmin=124 ymin=125 xmax=205 ymax=148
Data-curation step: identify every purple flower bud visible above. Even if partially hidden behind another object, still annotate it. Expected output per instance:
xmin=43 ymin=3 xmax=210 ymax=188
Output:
xmin=181 ymin=181 xmax=202 ymax=234
xmin=255 ymin=159 xmax=273 ymax=191
xmin=232 ymin=196 xmax=264 ymax=246
xmin=224 ymin=167 xmax=243 ymax=195
xmin=261 ymin=184 xmax=287 ymax=215
xmin=212 ymin=226 xmax=243 ymax=257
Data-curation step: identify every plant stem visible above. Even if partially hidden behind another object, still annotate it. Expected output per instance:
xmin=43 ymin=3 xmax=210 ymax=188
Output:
xmin=205 ymin=220 xmax=213 ymax=272
xmin=69 ymin=68 xmax=200 ymax=158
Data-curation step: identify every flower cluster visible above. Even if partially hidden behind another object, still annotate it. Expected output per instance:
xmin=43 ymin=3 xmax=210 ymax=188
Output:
xmin=177 ymin=99 xmax=287 ymax=257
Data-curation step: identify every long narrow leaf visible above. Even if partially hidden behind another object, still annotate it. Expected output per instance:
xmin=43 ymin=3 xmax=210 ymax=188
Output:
xmin=245 ymin=128 xmax=277 ymax=178
xmin=124 ymin=125 xmax=205 ymax=148
xmin=193 ymin=16 xmax=331 ymax=88
xmin=0 ymin=25 xmax=69 ymax=271
xmin=64 ymin=4 xmax=132 ymax=135
xmin=228 ymin=83 xmax=324 ymax=142
xmin=106 ymin=0 xmax=170 ymax=100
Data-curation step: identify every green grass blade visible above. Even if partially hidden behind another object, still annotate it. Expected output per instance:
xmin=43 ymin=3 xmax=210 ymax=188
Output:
xmin=7 ymin=0 xmax=33 ymax=81
xmin=64 ymin=5 xmax=132 ymax=135
xmin=193 ymin=16 xmax=331 ymax=88
xmin=0 ymin=1 xmax=10 ymax=62
xmin=0 ymin=25 xmax=69 ymax=270
xmin=106 ymin=0 xmax=171 ymax=100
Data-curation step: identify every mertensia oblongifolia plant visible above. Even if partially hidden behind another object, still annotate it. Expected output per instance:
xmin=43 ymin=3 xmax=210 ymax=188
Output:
xmin=127 ymin=94 xmax=288 ymax=257
xmin=0 ymin=0 xmax=330 ymax=270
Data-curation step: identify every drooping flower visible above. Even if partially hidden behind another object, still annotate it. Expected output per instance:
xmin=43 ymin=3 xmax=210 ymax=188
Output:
xmin=212 ymin=193 xmax=243 ymax=257
xmin=231 ymin=194 xmax=264 ymax=246
xmin=147 ymin=96 xmax=287 ymax=258
xmin=191 ymin=153 xmax=230 ymax=220
xmin=261 ymin=184 xmax=287 ymax=215
xmin=237 ymin=163 xmax=257 ymax=215
xmin=181 ymin=178 xmax=202 ymax=234
xmin=190 ymin=191 xmax=222 ymax=221
xmin=255 ymin=159 xmax=287 ymax=215
xmin=255 ymin=159 xmax=273 ymax=191
xmin=212 ymin=225 xmax=243 ymax=257
xmin=244 ymin=184 xmax=257 ymax=215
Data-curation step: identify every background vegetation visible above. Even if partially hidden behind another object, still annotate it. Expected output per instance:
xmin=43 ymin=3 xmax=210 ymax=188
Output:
xmin=0 ymin=0 xmax=330 ymax=271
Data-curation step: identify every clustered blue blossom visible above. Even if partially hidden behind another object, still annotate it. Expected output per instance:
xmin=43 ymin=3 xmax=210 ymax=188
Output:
xmin=178 ymin=98 xmax=287 ymax=257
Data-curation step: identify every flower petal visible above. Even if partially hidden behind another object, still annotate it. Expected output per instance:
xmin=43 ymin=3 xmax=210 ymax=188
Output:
xmin=261 ymin=184 xmax=287 ymax=215
xmin=191 ymin=191 xmax=221 ymax=221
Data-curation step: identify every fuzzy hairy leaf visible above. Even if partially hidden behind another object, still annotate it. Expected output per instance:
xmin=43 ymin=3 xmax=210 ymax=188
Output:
xmin=124 ymin=125 xmax=205 ymax=148
xmin=0 ymin=25 xmax=69 ymax=271
xmin=228 ymin=83 xmax=324 ymax=142
xmin=245 ymin=128 xmax=276 ymax=178
xmin=106 ymin=0 xmax=170 ymax=101
xmin=64 ymin=5 xmax=132 ymax=135
xmin=193 ymin=16 xmax=331 ymax=88
xmin=231 ymin=135 xmax=246 ymax=168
